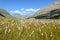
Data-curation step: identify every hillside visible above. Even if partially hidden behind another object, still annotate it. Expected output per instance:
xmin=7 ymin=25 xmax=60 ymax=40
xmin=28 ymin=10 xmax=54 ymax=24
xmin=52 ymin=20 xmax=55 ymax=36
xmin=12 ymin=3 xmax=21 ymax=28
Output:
xmin=0 ymin=8 xmax=13 ymax=18
xmin=28 ymin=1 xmax=60 ymax=19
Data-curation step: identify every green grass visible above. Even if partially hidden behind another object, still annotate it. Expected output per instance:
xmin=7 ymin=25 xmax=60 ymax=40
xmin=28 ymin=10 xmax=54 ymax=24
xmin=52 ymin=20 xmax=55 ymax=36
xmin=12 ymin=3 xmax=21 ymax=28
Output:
xmin=0 ymin=17 xmax=60 ymax=40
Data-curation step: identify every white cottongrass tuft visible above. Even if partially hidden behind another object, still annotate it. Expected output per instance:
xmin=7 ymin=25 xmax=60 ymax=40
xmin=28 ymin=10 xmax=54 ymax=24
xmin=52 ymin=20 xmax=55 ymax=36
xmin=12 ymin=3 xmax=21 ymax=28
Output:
xmin=50 ymin=32 xmax=53 ymax=37
xmin=8 ymin=29 xmax=11 ymax=33
xmin=30 ymin=30 xmax=34 ymax=36
xmin=59 ymin=27 xmax=60 ymax=29
xmin=41 ymin=33 xmax=44 ymax=36
xmin=17 ymin=27 xmax=21 ymax=30
xmin=39 ymin=29 xmax=41 ymax=32
xmin=5 ymin=27 xmax=8 ymax=34
xmin=41 ymin=26 xmax=44 ymax=28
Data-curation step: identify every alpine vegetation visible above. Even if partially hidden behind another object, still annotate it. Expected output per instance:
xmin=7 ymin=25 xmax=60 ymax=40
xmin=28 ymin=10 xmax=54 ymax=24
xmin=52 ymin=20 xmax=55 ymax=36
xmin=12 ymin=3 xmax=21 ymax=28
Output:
xmin=0 ymin=17 xmax=60 ymax=40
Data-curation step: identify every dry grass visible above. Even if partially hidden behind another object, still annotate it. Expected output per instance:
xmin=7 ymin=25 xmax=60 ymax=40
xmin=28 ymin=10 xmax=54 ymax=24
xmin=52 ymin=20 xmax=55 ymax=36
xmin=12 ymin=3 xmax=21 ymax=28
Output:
xmin=0 ymin=17 xmax=60 ymax=40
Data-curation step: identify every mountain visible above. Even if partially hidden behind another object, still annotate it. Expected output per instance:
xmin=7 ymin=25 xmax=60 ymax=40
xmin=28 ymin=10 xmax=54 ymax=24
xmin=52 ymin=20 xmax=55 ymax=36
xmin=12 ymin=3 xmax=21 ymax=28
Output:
xmin=34 ymin=8 xmax=60 ymax=19
xmin=0 ymin=8 xmax=13 ymax=18
xmin=28 ymin=1 xmax=60 ymax=19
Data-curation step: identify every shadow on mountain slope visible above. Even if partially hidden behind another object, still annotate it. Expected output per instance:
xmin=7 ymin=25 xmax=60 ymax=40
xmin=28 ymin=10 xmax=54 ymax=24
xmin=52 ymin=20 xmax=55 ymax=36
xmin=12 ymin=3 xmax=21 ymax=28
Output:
xmin=34 ymin=9 xmax=60 ymax=19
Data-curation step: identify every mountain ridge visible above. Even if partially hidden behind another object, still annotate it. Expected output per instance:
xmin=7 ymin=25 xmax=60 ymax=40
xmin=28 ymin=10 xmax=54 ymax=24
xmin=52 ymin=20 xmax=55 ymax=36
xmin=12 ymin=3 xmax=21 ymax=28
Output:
xmin=0 ymin=8 xmax=13 ymax=18
xmin=28 ymin=1 xmax=60 ymax=19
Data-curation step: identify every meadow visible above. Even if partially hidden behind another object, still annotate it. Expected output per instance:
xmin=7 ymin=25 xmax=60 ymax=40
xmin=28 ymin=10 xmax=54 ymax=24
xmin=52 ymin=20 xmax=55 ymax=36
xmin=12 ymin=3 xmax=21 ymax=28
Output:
xmin=0 ymin=17 xmax=60 ymax=40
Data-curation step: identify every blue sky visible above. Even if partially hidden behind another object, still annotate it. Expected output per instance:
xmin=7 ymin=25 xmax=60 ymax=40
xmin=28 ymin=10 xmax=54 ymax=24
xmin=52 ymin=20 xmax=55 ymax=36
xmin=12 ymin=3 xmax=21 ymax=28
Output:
xmin=0 ymin=0 xmax=58 ymax=17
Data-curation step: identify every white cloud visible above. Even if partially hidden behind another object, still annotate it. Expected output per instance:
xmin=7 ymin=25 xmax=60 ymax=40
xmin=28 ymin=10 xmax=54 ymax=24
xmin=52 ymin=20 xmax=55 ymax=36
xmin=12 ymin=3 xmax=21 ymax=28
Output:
xmin=25 ymin=8 xmax=34 ymax=12
xmin=25 ymin=8 xmax=40 ymax=12
xmin=10 ymin=10 xmax=21 ymax=13
xmin=10 ymin=8 xmax=40 ymax=16
xmin=13 ymin=10 xmax=21 ymax=13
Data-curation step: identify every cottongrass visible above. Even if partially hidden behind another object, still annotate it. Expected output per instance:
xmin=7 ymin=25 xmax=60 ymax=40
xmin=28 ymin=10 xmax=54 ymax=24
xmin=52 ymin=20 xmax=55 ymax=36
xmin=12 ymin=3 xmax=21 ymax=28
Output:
xmin=30 ymin=30 xmax=34 ymax=36
xmin=0 ymin=17 xmax=60 ymax=40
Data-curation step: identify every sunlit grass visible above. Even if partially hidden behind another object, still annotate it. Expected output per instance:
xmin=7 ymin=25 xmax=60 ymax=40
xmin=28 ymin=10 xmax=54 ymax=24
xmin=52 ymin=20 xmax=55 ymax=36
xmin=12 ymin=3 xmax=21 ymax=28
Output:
xmin=0 ymin=17 xmax=60 ymax=40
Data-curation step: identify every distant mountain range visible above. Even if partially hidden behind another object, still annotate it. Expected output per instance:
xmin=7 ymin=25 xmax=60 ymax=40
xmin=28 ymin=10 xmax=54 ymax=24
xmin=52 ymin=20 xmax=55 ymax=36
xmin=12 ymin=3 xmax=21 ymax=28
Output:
xmin=28 ymin=1 xmax=60 ymax=19
xmin=0 ymin=8 xmax=13 ymax=18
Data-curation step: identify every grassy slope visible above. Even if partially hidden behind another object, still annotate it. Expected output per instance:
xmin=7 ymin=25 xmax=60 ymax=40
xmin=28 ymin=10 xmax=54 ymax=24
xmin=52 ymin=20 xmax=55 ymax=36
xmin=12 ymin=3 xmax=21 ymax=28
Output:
xmin=0 ymin=8 xmax=13 ymax=17
xmin=28 ymin=2 xmax=60 ymax=18
xmin=0 ymin=17 xmax=60 ymax=40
